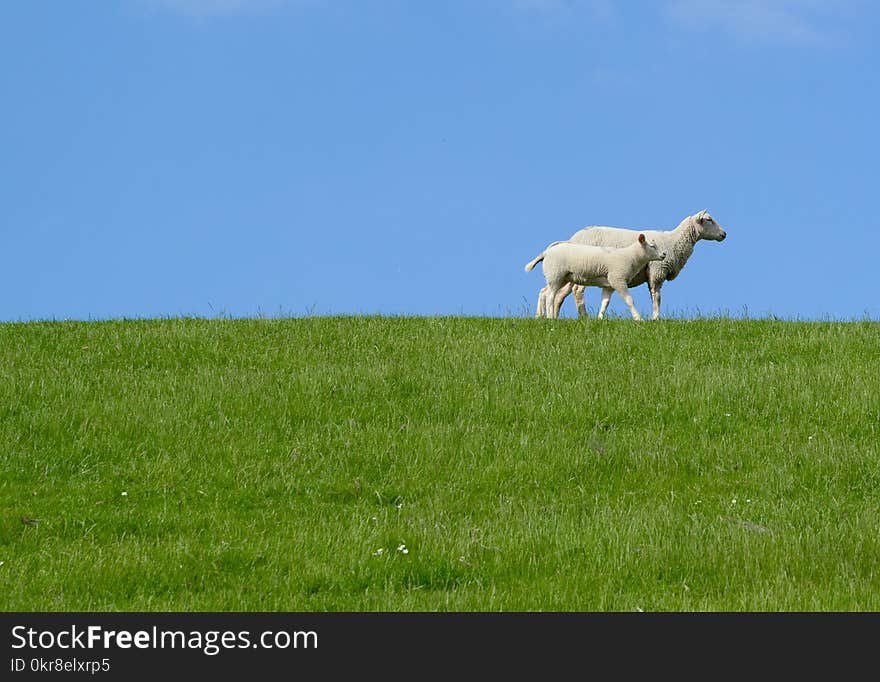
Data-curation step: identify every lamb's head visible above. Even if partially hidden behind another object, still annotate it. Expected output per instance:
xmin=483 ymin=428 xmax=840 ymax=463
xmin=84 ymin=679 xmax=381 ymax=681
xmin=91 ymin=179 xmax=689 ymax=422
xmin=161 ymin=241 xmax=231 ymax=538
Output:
xmin=693 ymin=209 xmax=727 ymax=241
xmin=638 ymin=233 xmax=666 ymax=262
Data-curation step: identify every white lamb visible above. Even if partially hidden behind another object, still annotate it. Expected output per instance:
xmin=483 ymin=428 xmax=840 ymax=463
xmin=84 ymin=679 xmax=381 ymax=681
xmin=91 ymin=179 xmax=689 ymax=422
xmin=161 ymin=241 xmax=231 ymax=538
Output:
xmin=525 ymin=234 xmax=666 ymax=320
xmin=546 ymin=210 xmax=727 ymax=320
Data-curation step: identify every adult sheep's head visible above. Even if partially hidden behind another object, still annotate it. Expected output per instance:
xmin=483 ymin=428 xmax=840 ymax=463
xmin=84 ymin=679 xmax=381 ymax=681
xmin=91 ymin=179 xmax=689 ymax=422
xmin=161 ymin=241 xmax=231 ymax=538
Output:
xmin=638 ymin=233 xmax=666 ymax=262
xmin=694 ymin=209 xmax=727 ymax=241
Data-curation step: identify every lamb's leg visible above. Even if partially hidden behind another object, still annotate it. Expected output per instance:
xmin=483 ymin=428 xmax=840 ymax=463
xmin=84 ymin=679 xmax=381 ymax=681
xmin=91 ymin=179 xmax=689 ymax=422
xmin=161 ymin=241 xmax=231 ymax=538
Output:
xmin=536 ymin=286 xmax=548 ymax=318
xmin=552 ymin=282 xmax=573 ymax=318
xmin=597 ymin=287 xmax=613 ymax=319
xmin=613 ymin=283 xmax=642 ymax=321
xmin=649 ymin=282 xmax=662 ymax=321
xmin=573 ymin=285 xmax=588 ymax=318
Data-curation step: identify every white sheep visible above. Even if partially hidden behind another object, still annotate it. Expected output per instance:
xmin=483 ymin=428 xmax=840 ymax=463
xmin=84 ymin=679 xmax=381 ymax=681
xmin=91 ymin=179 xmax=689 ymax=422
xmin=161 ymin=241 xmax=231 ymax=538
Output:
xmin=525 ymin=234 xmax=666 ymax=320
xmin=546 ymin=210 xmax=727 ymax=320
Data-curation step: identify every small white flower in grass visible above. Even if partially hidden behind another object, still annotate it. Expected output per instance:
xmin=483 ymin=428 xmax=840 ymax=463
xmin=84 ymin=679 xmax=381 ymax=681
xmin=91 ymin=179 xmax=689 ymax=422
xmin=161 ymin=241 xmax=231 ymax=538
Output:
xmin=397 ymin=544 xmax=409 ymax=554
xmin=808 ymin=435 xmax=814 ymax=442
xmin=396 ymin=503 xmax=403 ymax=510
xmin=373 ymin=548 xmax=385 ymax=557
xmin=731 ymin=498 xmax=737 ymax=505
xmin=746 ymin=499 xmax=752 ymax=504
xmin=0 ymin=561 xmax=5 ymax=567
xmin=725 ymin=413 xmax=731 ymax=417
xmin=121 ymin=491 xmax=128 ymax=497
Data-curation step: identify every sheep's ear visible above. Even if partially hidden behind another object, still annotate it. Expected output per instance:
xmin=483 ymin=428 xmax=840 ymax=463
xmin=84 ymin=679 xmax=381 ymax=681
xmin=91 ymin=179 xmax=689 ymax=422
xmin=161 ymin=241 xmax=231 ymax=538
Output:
xmin=697 ymin=209 xmax=708 ymax=222
xmin=638 ymin=233 xmax=646 ymax=243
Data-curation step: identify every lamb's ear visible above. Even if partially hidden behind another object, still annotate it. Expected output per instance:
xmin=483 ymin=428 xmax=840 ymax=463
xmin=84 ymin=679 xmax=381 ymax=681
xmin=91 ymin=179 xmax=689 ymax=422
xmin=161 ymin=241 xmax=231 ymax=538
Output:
xmin=696 ymin=209 xmax=708 ymax=222
xmin=638 ymin=233 xmax=646 ymax=243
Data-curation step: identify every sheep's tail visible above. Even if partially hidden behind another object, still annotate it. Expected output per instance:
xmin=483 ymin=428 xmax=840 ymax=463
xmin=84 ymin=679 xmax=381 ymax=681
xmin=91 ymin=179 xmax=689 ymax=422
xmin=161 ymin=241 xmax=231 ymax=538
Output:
xmin=524 ymin=251 xmax=545 ymax=272
xmin=524 ymin=240 xmax=566 ymax=272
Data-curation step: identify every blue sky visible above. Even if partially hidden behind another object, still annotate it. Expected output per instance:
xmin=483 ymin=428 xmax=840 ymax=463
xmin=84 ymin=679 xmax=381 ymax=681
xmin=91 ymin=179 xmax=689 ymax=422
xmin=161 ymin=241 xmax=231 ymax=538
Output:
xmin=2 ymin=0 xmax=877 ymax=321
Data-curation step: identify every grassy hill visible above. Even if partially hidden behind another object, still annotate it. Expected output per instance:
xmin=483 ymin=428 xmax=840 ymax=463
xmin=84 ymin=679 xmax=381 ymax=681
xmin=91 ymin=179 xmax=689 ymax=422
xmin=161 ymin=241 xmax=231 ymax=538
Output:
xmin=1 ymin=316 xmax=879 ymax=611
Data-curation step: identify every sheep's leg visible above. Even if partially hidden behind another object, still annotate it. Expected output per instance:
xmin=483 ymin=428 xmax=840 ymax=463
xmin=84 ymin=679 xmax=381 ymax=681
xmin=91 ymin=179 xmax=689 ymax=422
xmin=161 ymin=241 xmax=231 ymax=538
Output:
xmin=544 ymin=284 xmax=561 ymax=319
xmin=613 ymin=283 xmax=642 ymax=321
xmin=573 ymin=285 xmax=588 ymax=318
xmin=597 ymin=287 xmax=613 ymax=319
xmin=552 ymin=282 xmax=573 ymax=318
xmin=649 ymin=282 xmax=662 ymax=321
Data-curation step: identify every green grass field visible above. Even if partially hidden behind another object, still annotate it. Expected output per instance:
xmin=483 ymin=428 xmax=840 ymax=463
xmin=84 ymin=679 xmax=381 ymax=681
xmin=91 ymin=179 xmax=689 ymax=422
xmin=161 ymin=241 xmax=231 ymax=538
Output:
xmin=1 ymin=316 xmax=879 ymax=611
